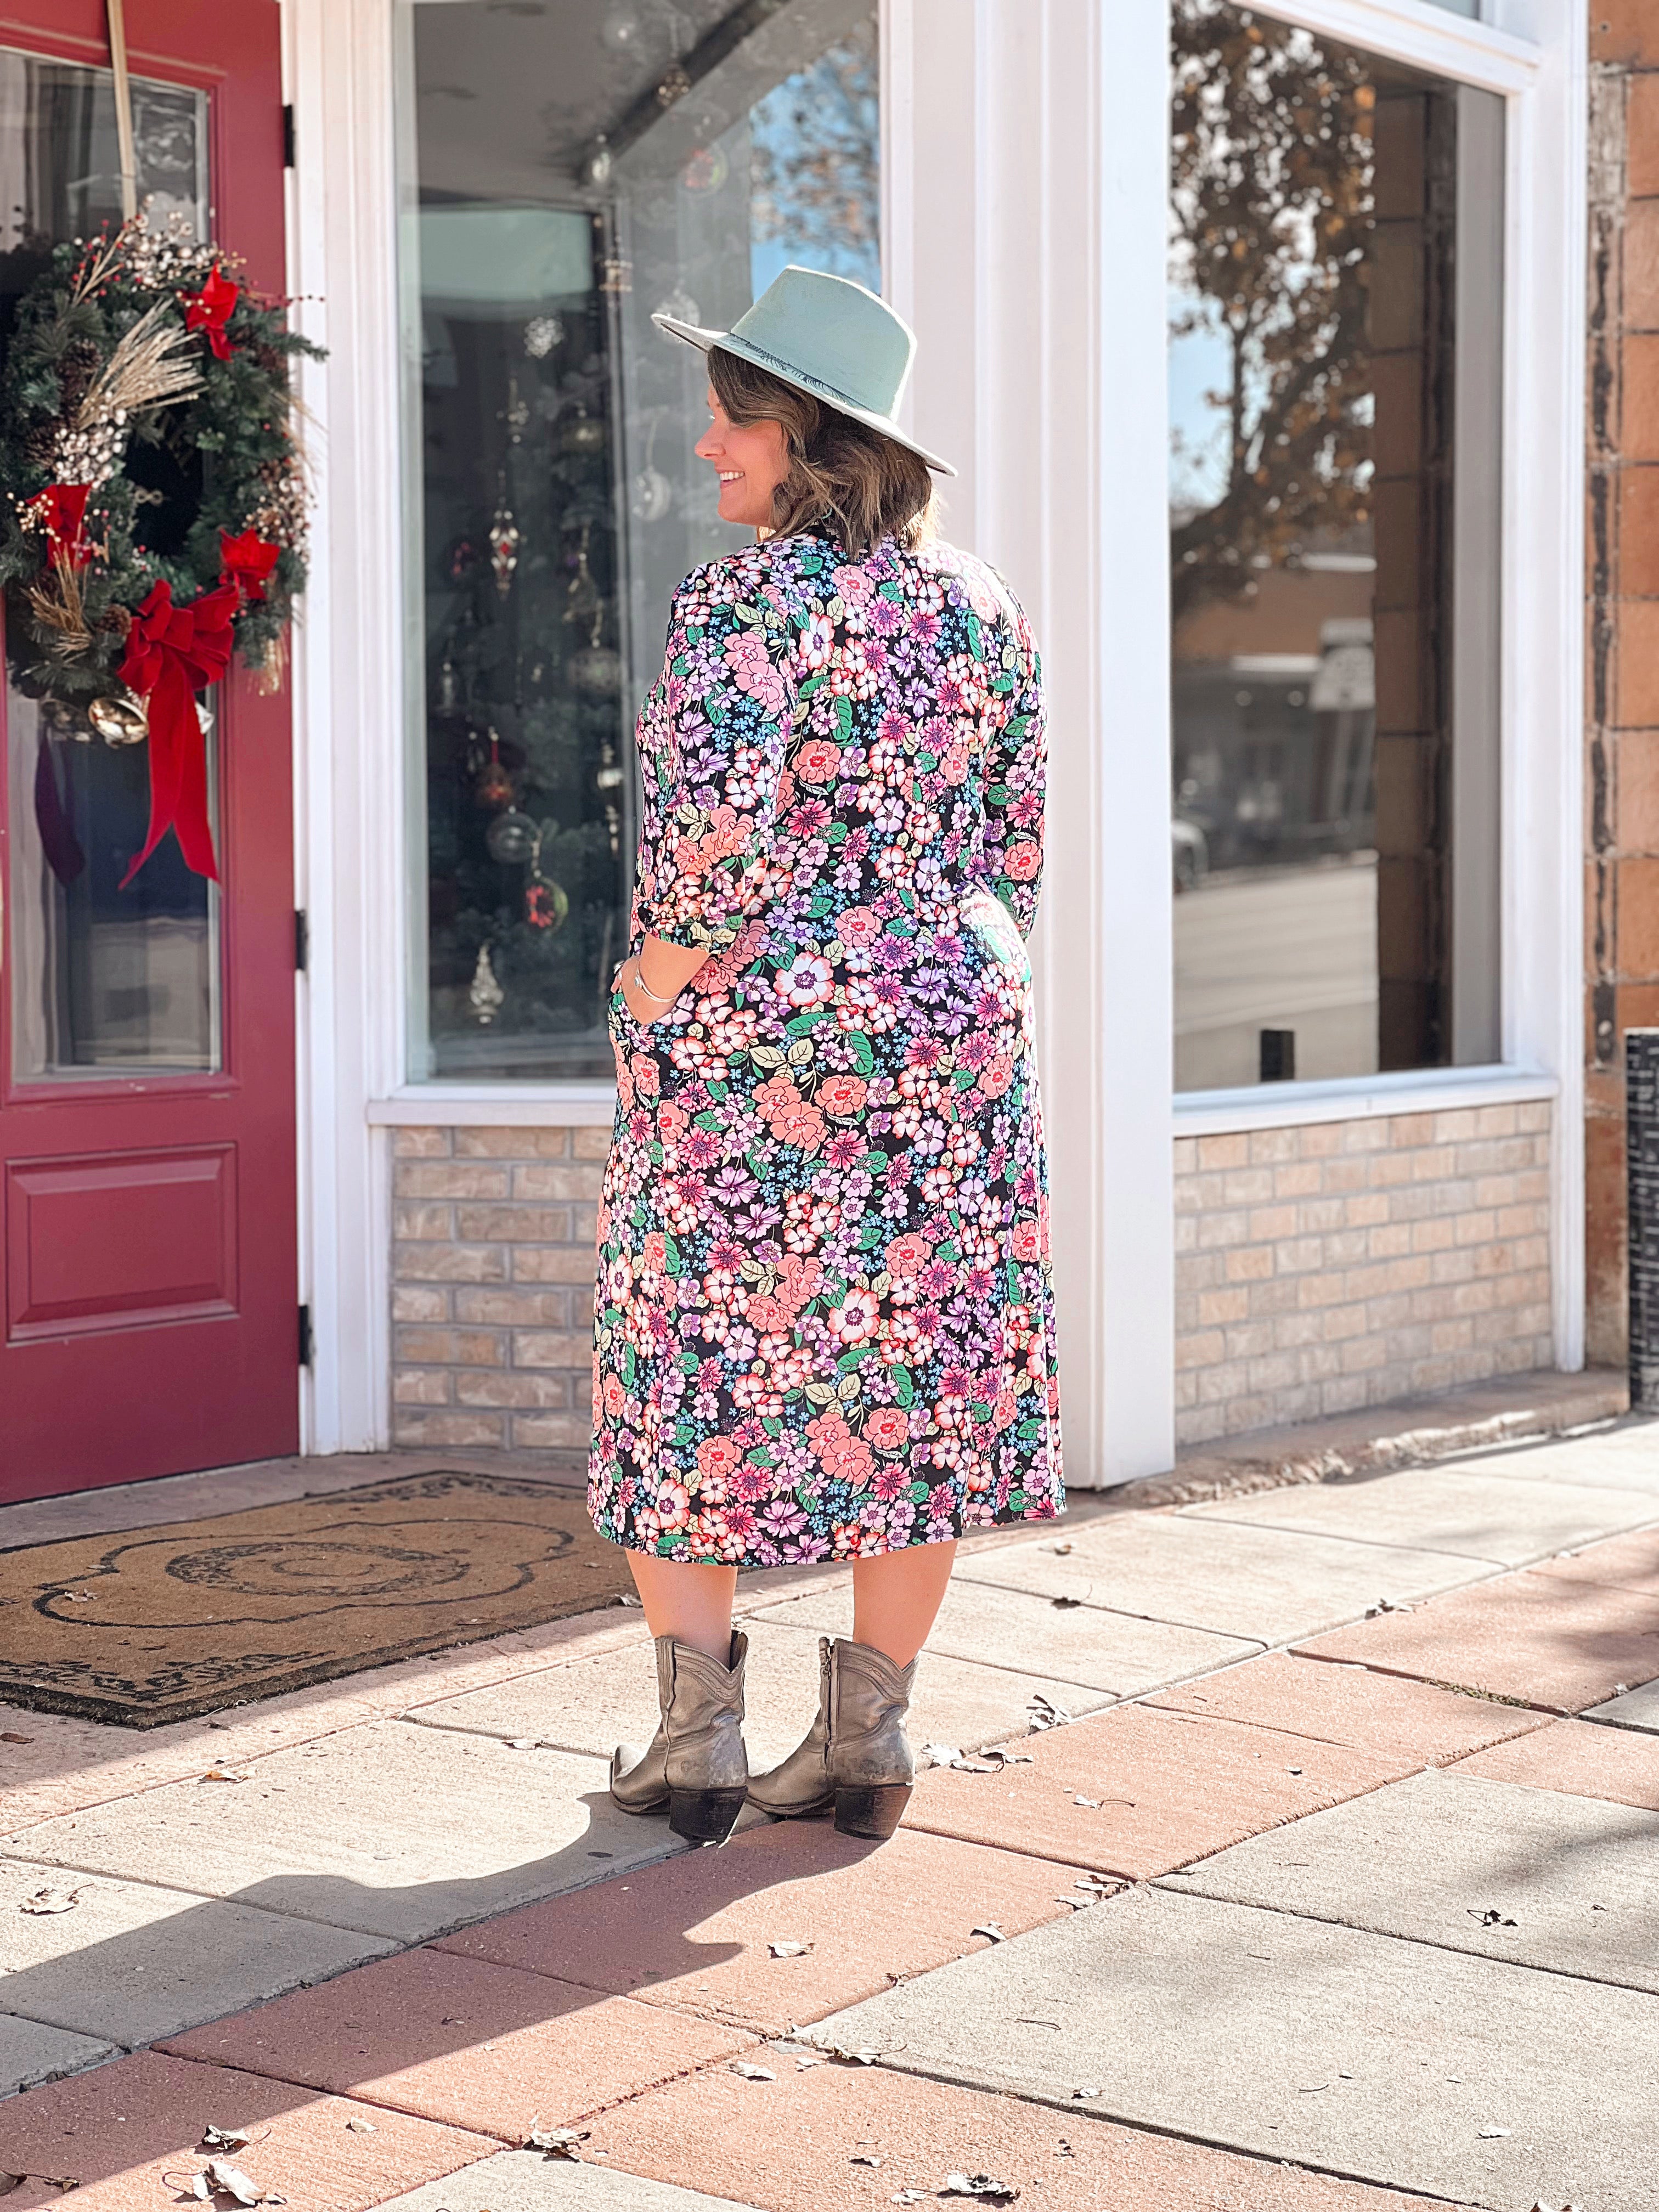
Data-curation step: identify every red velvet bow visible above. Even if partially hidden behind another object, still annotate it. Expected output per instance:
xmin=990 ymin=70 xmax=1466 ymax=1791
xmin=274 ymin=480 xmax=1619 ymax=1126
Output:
xmin=117 ymin=578 xmax=239 ymax=887
xmin=35 ymin=482 xmax=94 ymax=568
xmin=180 ymin=264 xmax=240 ymax=360
xmin=219 ymin=526 xmax=280 ymax=603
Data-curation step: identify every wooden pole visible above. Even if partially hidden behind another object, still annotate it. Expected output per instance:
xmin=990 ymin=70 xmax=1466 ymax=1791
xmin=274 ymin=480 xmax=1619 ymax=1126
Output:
xmin=106 ymin=0 xmax=138 ymax=220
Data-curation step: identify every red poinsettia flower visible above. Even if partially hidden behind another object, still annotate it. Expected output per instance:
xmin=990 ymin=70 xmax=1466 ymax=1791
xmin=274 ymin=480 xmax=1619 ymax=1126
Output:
xmin=35 ymin=482 xmax=95 ymax=568
xmin=180 ymin=264 xmax=240 ymax=360
xmin=219 ymin=526 xmax=281 ymax=602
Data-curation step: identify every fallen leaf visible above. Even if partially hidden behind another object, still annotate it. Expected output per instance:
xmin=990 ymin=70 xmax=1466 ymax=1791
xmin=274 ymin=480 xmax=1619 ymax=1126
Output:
xmin=1073 ymin=1795 xmax=1100 ymax=1809
xmin=507 ymin=1739 xmax=535 ymax=1751
xmin=345 ymin=2117 xmax=375 ymax=2134
xmin=795 ymin=2055 xmax=826 ymax=2069
xmin=730 ymin=2061 xmax=776 ymax=2081
xmin=0 ymin=1733 xmax=33 ymax=1746
xmin=1075 ymin=1874 xmax=1116 ymax=1894
xmin=1051 ymin=1541 xmax=1074 ymax=1554
xmin=1477 ymin=2126 xmax=1511 ymax=2139
xmin=201 ymin=1768 xmax=248 ymax=1785
xmin=1299 ymin=2083 xmax=1329 ymax=2094
xmin=891 ymin=2193 xmax=929 ymax=2207
xmin=970 ymin=1922 xmax=1007 ymax=1943
xmin=768 ymin=1939 xmax=811 ymax=1959
xmin=20 ymin=1888 xmax=82 ymax=1915
xmin=827 ymin=2044 xmax=882 ymax=2065
xmin=1051 ymin=1596 xmax=1082 ymax=1610
xmin=1364 ymin=1598 xmax=1415 ymax=1618
xmin=526 ymin=2121 xmax=589 ymax=2159
xmin=205 ymin=2159 xmax=262 ymax=2206
xmin=200 ymin=2128 xmax=253 ymax=2153
xmin=1071 ymin=2085 xmax=1101 ymax=2100
xmin=1469 ymin=1907 xmax=1518 ymax=1928
xmin=1015 ymin=2017 xmax=1060 ymax=2028
xmin=851 ymin=2153 xmax=883 ymax=2166
xmin=980 ymin=1747 xmax=1034 ymax=1769
xmin=942 ymin=2174 xmax=1020 ymax=2203
xmin=1027 ymin=1694 xmax=1071 ymax=1731
xmin=614 ymin=1593 xmax=643 ymax=1607
xmin=920 ymin=1742 xmax=997 ymax=1774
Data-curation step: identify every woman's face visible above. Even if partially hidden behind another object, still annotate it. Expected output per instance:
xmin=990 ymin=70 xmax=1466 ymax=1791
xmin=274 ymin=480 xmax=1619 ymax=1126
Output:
xmin=695 ymin=383 xmax=789 ymax=530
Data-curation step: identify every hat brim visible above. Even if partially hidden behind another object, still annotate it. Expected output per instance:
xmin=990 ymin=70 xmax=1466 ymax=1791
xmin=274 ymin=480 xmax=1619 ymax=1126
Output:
xmin=652 ymin=312 xmax=957 ymax=477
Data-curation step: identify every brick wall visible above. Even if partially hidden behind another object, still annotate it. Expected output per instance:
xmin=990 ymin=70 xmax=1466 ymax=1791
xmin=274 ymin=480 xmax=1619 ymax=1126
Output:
xmin=390 ymin=1125 xmax=606 ymax=1453
xmin=1586 ymin=5 xmax=1659 ymax=1365
xmin=1173 ymin=1101 xmax=1553 ymax=1448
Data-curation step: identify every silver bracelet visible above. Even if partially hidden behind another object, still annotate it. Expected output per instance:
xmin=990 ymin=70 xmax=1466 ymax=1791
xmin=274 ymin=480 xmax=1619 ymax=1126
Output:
xmin=629 ymin=957 xmax=676 ymax=1008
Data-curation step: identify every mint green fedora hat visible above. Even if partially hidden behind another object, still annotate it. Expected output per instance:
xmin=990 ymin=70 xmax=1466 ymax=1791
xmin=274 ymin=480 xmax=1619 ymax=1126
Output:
xmin=653 ymin=264 xmax=955 ymax=476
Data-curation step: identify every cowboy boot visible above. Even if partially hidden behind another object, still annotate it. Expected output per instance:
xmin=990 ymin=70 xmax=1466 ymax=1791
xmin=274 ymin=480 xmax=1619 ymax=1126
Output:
xmin=610 ymin=1630 xmax=749 ymax=1846
xmin=747 ymin=1635 xmax=917 ymax=1841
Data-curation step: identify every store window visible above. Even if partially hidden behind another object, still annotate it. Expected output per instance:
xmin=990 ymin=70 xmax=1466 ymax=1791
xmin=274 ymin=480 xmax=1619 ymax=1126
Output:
xmin=1169 ymin=2 xmax=1504 ymax=1092
xmin=399 ymin=0 xmax=879 ymax=1082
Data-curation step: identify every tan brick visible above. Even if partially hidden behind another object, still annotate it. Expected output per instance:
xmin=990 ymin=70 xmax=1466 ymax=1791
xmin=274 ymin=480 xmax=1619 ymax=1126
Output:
xmin=1246 ymin=1204 xmax=1298 ymax=1242
xmin=1197 ymin=1209 xmax=1250 ymax=1250
xmin=1277 ymin=1235 xmax=1327 ymax=1274
xmin=1429 ymin=1246 xmax=1479 ymax=1286
xmin=1321 ymin=1156 xmax=1371 ymax=1194
xmin=1342 ymin=1120 xmax=1389 ymax=1153
xmin=1196 ymin=1359 xmax=1251 ymax=1404
xmin=1244 ymin=1351 xmax=1302 ymax=1393
xmin=1322 ymin=1304 xmax=1368 ymax=1341
xmin=1224 ymin=1322 xmax=1278 ymax=1362
xmin=1471 ymin=1174 xmax=1520 ymax=1210
xmin=393 ymin=1202 xmax=454 ymax=1241
xmin=1273 ymin=1161 xmax=1324 ymax=1199
xmin=454 ymin=1127 xmax=571 ymax=1158
xmin=1389 ymin=1112 xmax=1438 ymax=1147
xmin=1517 ymin=1101 xmax=1551 ymax=1135
xmin=393 ymin=1243 xmax=509 ymax=1283
xmin=1223 ymin=1246 xmax=1275 ymax=1285
xmin=1300 ymin=1123 xmax=1342 ymax=1158
xmin=1197 ymin=1133 xmax=1250 ymax=1171
xmin=1472 ymin=1104 xmax=1519 ymax=1139
xmin=512 ymin=1329 xmax=591 ymax=1369
xmin=455 ymin=1288 xmax=574 ymax=1326
xmin=1339 ymin=1336 xmax=1389 ymax=1375
xmin=1294 ymin=1197 xmax=1346 ymax=1235
xmin=394 ymin=1126 xmax=451 ymax=1158
xmin=1172 ymin=1137 xmax=1199 ymax=1175
xmin=396 ymin=1162 xmax=513 ymax=1201
xmin=1452 ymin=1210 xmax=1499 ymax=1248
xmin=393 ymin=1367 xmax=452 ymax=1405
xmin=1430 ymin=1317 xmax=1476 ymax=1353
xmin=393 ymin=1409 xmax=507 ymax=1449
xmin=1173 ymin=1213 xmax=1199 ymax=1254
xmin=392 ymin=1285 xmax=449 ymax=1323
xmin=456 ymin=1370 xmax=572 ymax=1409
xmin=1271 ymin=1310 xmax=1325 ymax=1349
xmin=1367 ymin=1223 xmax=1413 ymax=1260
xmin=1248 ymin=1126 xmax=1301 ymax=1166
xmin=1409 ymin=1146 xmax=1459 ymax=1183
xmin=1343 ymin=1192 xmax=1390 ymax=1228
xmin=1246 ymin=1277 xmax=1299 ymax=1317
xmin=512 ymin=1160 xmax=607 ymax=1202
xmin=513 ymin=1245 xmax=598 ymax=1283
xmin=1176 ymin=1329 xmax=1227 ymax=1371
xmin=1197 ymin=1288 xmax=1250 ymax=1326
xmin=511 ymin=1412 xmax=594 ymax=1449
xmin=1220 ymin=1168 xmax=1274 ymax=1206
xmin=1320 ymin=1375 xmax=1370 ymax=1416
xmin=574 ymin=1125 xmax=614 ymax=1158
xmin=455 ymin=1204 xmax=575 ymax=1244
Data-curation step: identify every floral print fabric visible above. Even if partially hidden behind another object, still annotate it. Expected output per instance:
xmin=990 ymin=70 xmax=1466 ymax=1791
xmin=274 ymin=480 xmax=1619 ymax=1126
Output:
xmin=590 ymin=526 xmax=1062 ymax=1565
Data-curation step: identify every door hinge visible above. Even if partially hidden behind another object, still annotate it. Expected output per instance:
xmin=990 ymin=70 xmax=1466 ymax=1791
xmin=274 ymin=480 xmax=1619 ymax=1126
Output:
xmin=298 ymin=1304 xmax=314 ymax=1369
xmin=283 ymin=103 xmax=296 ymax=168
xmin=295 ymin=909 xmax=309 ymax=973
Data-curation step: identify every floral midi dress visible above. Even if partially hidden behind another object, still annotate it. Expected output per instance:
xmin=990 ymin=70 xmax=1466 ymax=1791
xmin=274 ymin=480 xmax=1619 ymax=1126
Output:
xmin=589 ymin=524 xmax=1063 ymax=1566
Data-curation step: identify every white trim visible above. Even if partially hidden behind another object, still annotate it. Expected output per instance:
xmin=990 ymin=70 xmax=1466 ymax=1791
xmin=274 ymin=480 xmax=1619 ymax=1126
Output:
xmin=369 ymin=1086 xmax=617 ymax=1127
xmin=1175 ymin=1064 xmax=1559 ymax=1139
xmin=1246 ymin=0 xmax=1542 ymax=89
xmin=287 ymin=0 xmax=409 ymax=1454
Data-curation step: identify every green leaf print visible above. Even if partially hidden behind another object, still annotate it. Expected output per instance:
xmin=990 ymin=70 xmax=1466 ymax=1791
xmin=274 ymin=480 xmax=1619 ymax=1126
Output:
xmin=848 ymin=1034 xmax=875 ymax=1075
xmin=892 ymin=1367 xmax=915 ymax=1407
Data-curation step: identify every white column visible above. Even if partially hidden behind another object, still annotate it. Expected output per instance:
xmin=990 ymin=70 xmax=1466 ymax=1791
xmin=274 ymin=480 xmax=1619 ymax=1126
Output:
xmin=886 ymin=0 xmax=1177 ymax=1483
xmin=284 ymin=0 xmax=409 ymax=1453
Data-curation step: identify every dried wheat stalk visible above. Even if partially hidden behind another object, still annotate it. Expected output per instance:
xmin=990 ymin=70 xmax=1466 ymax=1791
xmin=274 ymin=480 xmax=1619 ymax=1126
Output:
xmin=80 ymin=299 xmax=202 ymax=425
xmin=25 ymin=552 xmax=93 ymax=657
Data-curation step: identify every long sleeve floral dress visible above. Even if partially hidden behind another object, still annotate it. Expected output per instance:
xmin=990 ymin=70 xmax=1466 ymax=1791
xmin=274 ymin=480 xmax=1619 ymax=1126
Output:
xmin=590 ymin=524 xmax=1063 ymax=1566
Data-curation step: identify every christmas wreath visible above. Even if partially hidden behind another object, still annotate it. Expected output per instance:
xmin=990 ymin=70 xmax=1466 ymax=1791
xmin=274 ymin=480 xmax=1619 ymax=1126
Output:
xmin=0 ymin=213 xmax=321 ymax=884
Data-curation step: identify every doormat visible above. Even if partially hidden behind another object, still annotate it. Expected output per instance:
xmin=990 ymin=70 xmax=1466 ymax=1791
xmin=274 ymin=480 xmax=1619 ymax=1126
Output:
xmin=0 ymin=1470 xmax=636 ymax=1729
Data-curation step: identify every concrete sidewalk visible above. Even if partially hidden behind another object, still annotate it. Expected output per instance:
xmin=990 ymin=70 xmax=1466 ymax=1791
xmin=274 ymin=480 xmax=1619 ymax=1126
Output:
xmin=2 ymin=1414 xmax=1657 ymax=2209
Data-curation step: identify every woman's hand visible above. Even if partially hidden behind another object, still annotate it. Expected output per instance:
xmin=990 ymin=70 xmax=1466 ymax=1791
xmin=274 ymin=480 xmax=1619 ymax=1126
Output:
xmin=618 ymin=935 xmax=710 ymax=1025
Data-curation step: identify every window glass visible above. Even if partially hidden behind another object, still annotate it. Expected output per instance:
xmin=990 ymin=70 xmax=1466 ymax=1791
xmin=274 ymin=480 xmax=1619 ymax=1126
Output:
xmin=1169 ymin=1 xmax=1504 ymax=1091
xmin=400 ymin=0 xmax=878 ymax=1082
xmin=1 ymin=54 xmax=219 ymax=1080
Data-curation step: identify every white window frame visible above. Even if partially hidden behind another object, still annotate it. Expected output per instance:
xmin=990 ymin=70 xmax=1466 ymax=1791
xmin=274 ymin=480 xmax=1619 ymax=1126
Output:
xmin=282 ymin=0 xmax=1584 ymax=1470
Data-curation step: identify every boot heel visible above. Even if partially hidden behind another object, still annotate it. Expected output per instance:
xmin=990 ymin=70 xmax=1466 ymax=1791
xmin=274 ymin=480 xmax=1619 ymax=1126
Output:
xmin=668 ymin=1785 xmax=748 ymax=1846
xmin=833 ymin=1782 xmax=911 ymax=1840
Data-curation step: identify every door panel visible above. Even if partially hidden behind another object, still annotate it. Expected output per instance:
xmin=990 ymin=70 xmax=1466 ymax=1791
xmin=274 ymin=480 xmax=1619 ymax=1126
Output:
xmin=0 ymin=1 xmax=296 ymax=1501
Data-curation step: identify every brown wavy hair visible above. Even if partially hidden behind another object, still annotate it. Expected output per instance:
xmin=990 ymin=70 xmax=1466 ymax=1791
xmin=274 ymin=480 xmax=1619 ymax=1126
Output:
xmin=708 ymin=345 xmax=936 ymax=561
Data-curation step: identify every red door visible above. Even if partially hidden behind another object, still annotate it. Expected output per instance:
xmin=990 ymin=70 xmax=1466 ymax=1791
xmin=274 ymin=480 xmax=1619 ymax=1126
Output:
xmin=0 ymin=2 xmax=297 ymax=1502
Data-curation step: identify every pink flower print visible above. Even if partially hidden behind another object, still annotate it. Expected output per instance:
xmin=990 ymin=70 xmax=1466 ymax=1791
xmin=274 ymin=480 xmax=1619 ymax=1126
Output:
xmin=723 ymin=629 xmax=789 ymax=716
xmin=775 ymin=952 xmax=834 ymax=1007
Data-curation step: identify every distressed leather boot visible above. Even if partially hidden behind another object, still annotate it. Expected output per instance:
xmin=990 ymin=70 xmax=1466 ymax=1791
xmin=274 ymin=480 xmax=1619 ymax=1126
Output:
xmin=747 ymin=1635 xmax=916 ymax=1840
xmin=610 ymin=1630 xmax=749 ymax=1845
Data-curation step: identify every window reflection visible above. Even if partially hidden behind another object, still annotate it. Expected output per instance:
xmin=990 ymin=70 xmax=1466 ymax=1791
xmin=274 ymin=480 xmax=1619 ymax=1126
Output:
xmin=1169 ymin=2 xmax=1504 ymax=1091
xmin=403 ymin=0 xmax=879 ymax=1082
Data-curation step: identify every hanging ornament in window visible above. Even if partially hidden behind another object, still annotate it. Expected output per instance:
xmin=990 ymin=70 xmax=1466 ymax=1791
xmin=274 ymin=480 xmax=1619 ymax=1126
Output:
xmin=600 ymin=3 xmax=642 ymax=52
xmin=571 ymin=607 xmax=622 ymax=699
xmin=469 ymin=943 xmax=505 ymax=1025
xmin=485 ymin=805 xmax=538 ymax=866
xmin=473 ymin=727 xmax=514 ymax=811
xmin=630 ymin=410 xmax=672 ymax=523
xmin=524 ymin=313 xmax=563 ymax=360
xmin=503 ymin=374 xmax=529 ymax=443
xmin=563 ymin=523 xmax=601 ymax=628
xmin=560 ymin=407 xmax=606 ymax=457
xmin=488 ymin=475 xmax=520 ymax=599
xmin=681 ymin=145 xmax=729 ymax=195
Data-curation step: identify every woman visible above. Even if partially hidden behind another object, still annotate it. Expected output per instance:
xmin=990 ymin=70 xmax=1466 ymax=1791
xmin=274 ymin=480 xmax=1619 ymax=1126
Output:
xmin=591 ymin=265 xmax=1062 ymax=1848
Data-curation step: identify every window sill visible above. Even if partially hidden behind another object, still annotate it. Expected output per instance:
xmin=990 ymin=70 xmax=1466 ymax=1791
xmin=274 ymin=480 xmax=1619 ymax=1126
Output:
xmin=368 ymin=1084 xmax=617 ymax=1127
xmin=1172 ymin=1063 xmax=1559 ymax=1139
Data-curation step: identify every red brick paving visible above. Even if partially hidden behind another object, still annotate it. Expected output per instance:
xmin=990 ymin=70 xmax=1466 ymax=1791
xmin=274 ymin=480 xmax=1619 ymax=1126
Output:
xmin=582 ymin=2049 xmax=1469 ymax=2211
xmin=1295 ymin=1573 xmax=1659 ymax=1712
xmin=901 ymin=1697 xmax=1406 ymax=1878
xmin=1146 ymin=1649 xmax=1554 ymax=1760
xmin=161 ymin=1946 xmax=751 ymax=2139
xmin=432 ymin=1819 xmax=1089 ymax=2034
xmin=0 ymin=2050 xmax=490 ymax=2212
xmin=1531 ymin=1525 xmax=1659 ymax=1598
xmin=1453 ymin=1716 xmax=1659 ymax=1810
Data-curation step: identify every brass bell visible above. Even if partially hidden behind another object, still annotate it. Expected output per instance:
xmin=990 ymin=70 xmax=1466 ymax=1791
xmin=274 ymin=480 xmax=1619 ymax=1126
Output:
xmin=87 ymin=692 xmax=149 ymax=746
